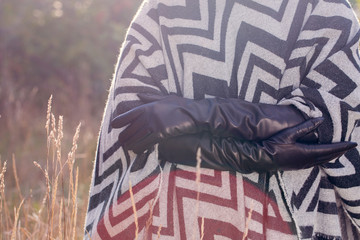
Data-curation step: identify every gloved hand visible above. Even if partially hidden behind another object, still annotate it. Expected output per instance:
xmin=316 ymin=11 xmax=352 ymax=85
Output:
xmin=111 ymin=93 xmax=314 ymax=154
xmin=158 ymin=118 xmax=357 ymax=173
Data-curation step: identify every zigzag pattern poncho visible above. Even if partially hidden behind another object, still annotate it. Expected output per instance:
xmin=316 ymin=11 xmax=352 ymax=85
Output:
xmin=85 ymin=0 xmax=360 ymax=239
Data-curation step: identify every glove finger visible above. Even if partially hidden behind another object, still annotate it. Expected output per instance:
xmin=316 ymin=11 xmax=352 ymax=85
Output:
xmin=130 ymin=134 xmax=159 ymax=154
xmin=276 ymin=118 xmax=324 ymax=142
xmin=302 ymin=141 xmax=357 ymax=164
xmin=117 ymin=118 xmax=145 ymax=145
xmin=122 ymin=127 xmax=153 ymax=150
xmin=111 ymin=108 xmax=144 ymax=128
xmin=298 ymin=130 xmax=319 ymax=144
xmin=137 ymin=93 xmax=168 ymax=103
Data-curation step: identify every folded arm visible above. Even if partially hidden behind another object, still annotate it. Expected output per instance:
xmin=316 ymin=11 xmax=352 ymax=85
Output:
xmin=158 ymin=119 xmax=356 ymax=173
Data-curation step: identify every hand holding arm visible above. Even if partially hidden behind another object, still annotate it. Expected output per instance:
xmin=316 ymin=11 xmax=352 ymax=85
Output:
xmin=111 ymin=93 xmax=313 ymax=153
xmin=158 ymin=118 xmax=357 ymax=173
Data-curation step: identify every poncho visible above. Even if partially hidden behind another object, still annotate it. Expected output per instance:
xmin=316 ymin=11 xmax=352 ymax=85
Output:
xmin=85 ymin=0 xmax=360 ymax=239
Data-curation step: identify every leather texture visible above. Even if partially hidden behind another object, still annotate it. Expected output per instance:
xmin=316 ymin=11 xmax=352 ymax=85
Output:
xmin=111 ymin=94 xmax=315 ymax=153
xmin=158 ymin=118 xmax=357 ymax=173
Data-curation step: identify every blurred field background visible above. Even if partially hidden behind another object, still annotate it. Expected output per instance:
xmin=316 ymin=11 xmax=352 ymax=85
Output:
xmin=0 ymin=0 xmax=142 ymax=238
xmin=0 ymin=0 xmax=359 ymax=239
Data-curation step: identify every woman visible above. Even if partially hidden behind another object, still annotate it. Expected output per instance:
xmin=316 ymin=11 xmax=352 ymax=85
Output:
xmin=85 ymin=0 xmax=360 ymax=239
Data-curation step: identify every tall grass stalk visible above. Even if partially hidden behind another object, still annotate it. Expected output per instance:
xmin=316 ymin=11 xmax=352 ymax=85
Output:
xmin=12 ymin=155 xmax=23 ymax=201
xmin=0 ymin=160 xmax=10 ymax=233
xmin=242 ymin=200 xmax=254 ymax=240
xmin=192 ymin=148 xmax=202 ymax=240
xmin=0 ymin=96 xmax=86 ymax=239
xmin=10 ymin=199 xmax=24 ymax=240
xmin=156 ymin=225 xmax=162 ymax=240
xmin=129 ymin=180 xmax=139 ymax=240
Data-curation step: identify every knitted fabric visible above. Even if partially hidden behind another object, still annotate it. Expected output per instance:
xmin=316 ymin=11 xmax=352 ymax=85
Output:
xmin=85 ymin=0 xmax=360 ymax=239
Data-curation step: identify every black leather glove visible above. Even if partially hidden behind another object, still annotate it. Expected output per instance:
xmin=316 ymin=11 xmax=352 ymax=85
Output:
xmin=158 ymin=118 xmax=357 ymax=173
xmin=111 ymin=94 xmax=313 ymax=153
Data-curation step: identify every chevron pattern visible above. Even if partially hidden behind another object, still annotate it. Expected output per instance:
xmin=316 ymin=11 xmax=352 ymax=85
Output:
xmin=85 ymin=0 xmax=360 ymax=239
xmin=93 ymin=166 xmax=295 ymax=239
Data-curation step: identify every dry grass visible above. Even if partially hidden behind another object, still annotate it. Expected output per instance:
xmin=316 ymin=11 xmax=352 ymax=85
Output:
xmin=242 ymin=200 xmax=254 ymax=240
xmin=1 ymin=95 xmax=253 ymax=239
xmin=0 ymin=96 xmax=88 ymax=240
xmin=129 ymin=180 xmax=139 ymax=240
